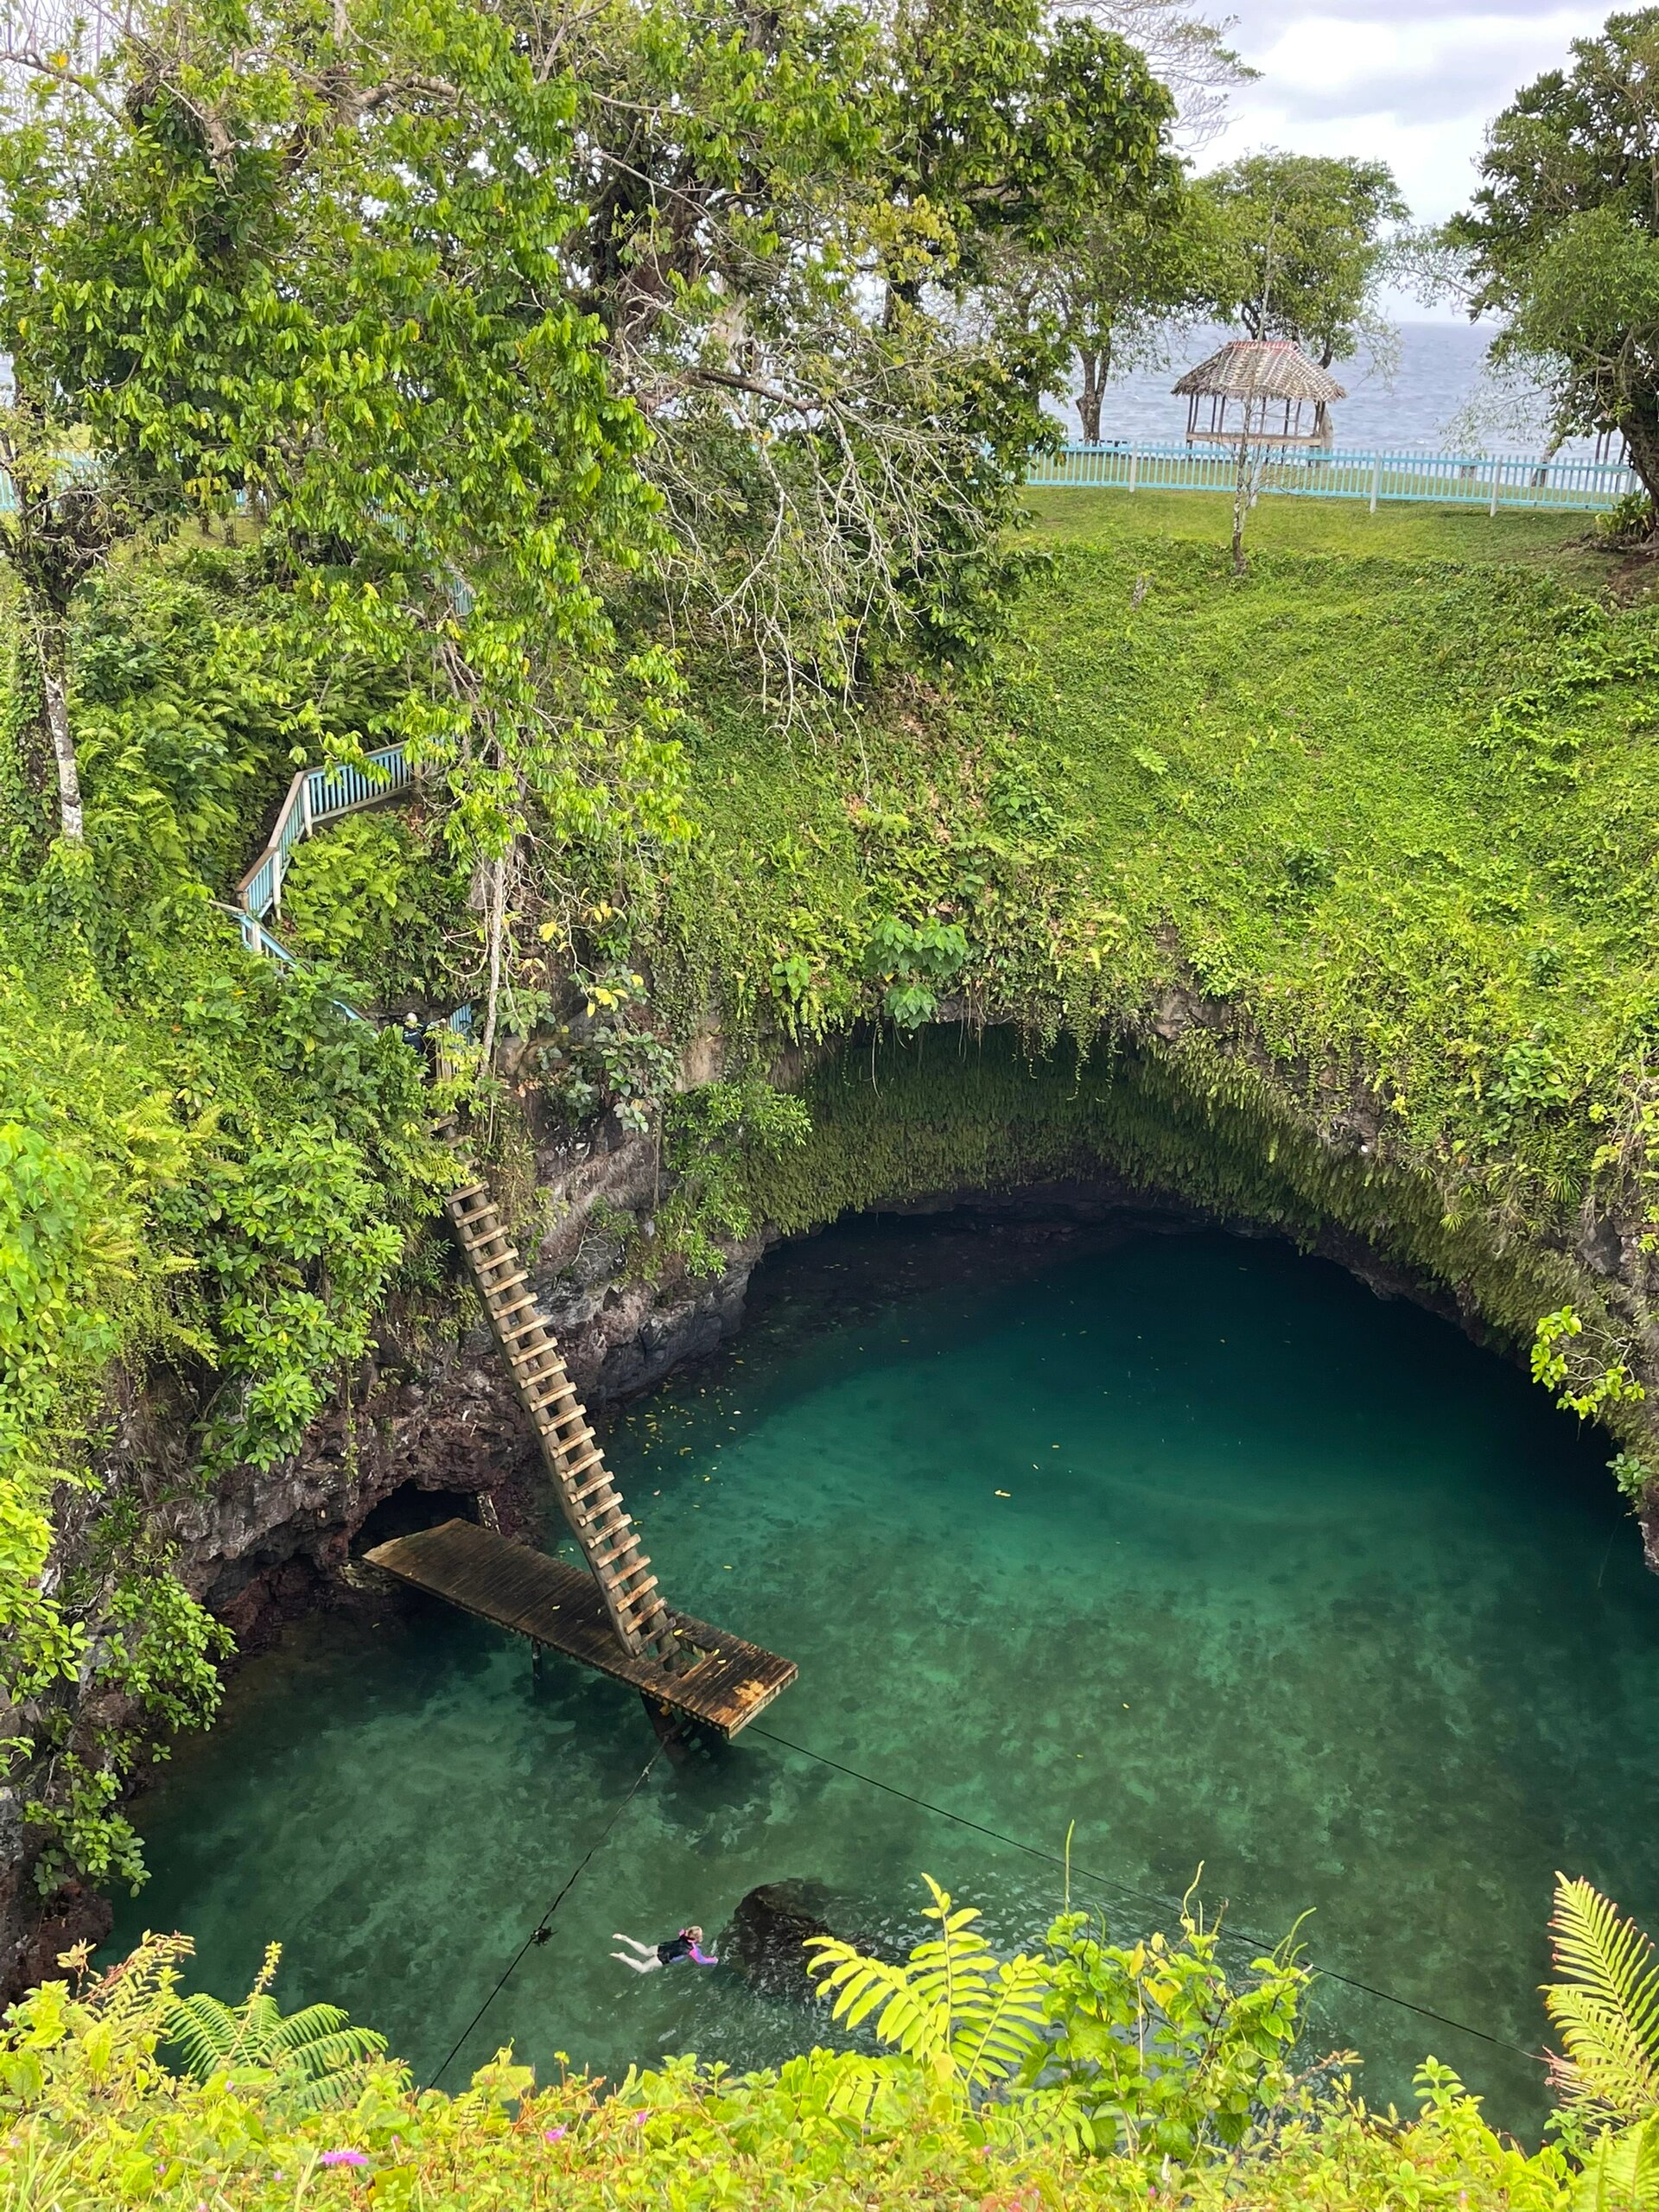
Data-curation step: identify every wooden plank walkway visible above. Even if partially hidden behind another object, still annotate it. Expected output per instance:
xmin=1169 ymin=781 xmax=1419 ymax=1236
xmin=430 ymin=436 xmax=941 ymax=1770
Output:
xmin=365 ymin=1519 xmax=798 ymax=1738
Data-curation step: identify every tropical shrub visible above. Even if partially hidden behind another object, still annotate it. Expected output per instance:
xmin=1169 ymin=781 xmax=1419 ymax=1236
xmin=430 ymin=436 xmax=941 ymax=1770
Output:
xmin=808 ymin=1872 xmax=1310 ymax=2153
xmin=0 ymin=873 xmax=449 ymax=1891
xmin=0 ymin=1906 xmax=1579 ymax=2212
xmin=279 ymin=811 xmax=470 ymax=1004
xmin=165 ymin=1942 xmax=386 ymax=2115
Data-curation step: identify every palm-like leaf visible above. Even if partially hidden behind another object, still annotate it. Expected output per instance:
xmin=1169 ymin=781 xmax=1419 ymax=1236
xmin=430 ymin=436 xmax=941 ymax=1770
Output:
xmin=164 ymin=1942 xmax=385 ymax=2112
xmin=1546 ymin=1875 xmax=1659 ymax=2124
xmin=808 ymin=1876 xmax=1051 ymax=2098
xmin=1573 ymin=2116 xmax=1659 ymax=2212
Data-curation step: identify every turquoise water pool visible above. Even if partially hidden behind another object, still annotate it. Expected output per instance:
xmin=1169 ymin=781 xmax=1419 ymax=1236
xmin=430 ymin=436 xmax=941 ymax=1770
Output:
xmin=111 ymin=1214 xmax=1659 ymax=2133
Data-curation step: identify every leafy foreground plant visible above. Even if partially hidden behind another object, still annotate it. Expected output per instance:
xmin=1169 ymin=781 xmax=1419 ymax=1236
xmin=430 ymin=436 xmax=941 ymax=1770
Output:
xmin=808 ymin=1872 xmax=1311 ymax=2153
xmin=1543 ymin=1872 xmax=1659 ymax=2208
xmin=0 ymin=1899 xmax=1582 ymax=2212
xmin=163 ymin=1941 xmax=385 ymax=2117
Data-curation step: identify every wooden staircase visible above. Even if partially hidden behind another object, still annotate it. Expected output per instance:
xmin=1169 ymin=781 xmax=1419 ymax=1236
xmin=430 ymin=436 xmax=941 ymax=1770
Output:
xmin=444 ymin=1178 xmax=683 ymax=1671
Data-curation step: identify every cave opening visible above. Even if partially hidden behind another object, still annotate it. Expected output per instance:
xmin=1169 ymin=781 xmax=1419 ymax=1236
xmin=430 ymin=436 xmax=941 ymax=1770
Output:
xmin=353 ymin=1482 xmax=483 ymax=1554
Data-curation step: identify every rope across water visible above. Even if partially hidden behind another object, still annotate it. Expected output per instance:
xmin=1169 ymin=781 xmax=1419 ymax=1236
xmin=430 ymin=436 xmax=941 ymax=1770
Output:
xmin=428 ymin=1716 xmax=1542 ymax=2085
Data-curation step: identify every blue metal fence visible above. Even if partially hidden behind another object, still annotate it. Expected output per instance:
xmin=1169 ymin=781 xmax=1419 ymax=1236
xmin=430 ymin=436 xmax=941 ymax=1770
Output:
xmin=235 ymin=743 xmax=416 ymax=921
xmin=1027 ymin=442 xmax=1639 ymax=513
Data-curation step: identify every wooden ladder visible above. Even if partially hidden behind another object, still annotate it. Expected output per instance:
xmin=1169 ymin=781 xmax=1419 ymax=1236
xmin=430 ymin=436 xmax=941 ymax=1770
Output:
xmin=444 ymin=1178 xmax=683 ymax=1671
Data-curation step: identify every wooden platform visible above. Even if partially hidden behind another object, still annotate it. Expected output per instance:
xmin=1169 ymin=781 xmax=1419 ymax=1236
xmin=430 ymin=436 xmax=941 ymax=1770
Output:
xmin=364 ymin=1519 xmax=797 ymax=1738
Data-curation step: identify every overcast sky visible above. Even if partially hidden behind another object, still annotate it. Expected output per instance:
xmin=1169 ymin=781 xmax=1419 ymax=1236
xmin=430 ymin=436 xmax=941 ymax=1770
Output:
xmin=1201 ymin=2 xmax=1610 ymax=222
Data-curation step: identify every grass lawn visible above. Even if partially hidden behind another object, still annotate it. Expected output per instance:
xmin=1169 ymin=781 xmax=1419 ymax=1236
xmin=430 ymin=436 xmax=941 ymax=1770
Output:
xmin=1019 ymin=486 xmax=1620 ymax=586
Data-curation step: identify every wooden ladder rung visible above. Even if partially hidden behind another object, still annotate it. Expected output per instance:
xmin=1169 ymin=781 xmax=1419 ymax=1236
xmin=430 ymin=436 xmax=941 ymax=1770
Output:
xmin=525 ymin=1382 xmax=579 ymax=1416
xmin=561 ymin=1447 xmax=603 ymax=1484
xmin=541 ymin=1427 xmax=594 ymax=1464
xmin=569 ymin=1469 xmax=613 ymax=1506
xmin=500 ymin=1316 xmax=550 ymax=1344
xmin=612 ymin=1574 xmax=660 ymax=1615
xmin=536 ymin=1399 xmax=587 ymax=1428
xmin=512 ymin=1349 xmax=565 ymax=1382
xmin=590 ymin=1530 xmax=636 ymax=1571
xmin=477 ymin=1263 xmax=527 ymax=1293
xmin=537 ymin=1416 xmax=589 ymax=1451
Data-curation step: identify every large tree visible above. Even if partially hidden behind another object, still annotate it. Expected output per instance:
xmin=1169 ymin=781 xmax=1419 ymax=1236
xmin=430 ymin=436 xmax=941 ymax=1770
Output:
xmin=1446 ymin=8 xmax=1659 ymax=505
xmin=538 ymin=0 xmax=1177 ymax=706
xmin=1041 ymin=167 xmax=1210 ymax=442
xmin=0 ymin=0 xmax=681 ymax=1052
xmin=1197 ymin=149 xmax=1408 ymax=370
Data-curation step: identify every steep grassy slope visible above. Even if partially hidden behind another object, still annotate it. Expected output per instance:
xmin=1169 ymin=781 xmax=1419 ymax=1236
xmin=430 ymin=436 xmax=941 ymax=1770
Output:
xmin=652 ymin=499 xmax=1659 ymax=1453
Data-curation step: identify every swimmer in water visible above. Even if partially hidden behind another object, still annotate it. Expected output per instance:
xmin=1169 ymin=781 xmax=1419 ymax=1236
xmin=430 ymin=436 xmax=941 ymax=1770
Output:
xmin=612 ymin=1925 xmax=717 ymax=1974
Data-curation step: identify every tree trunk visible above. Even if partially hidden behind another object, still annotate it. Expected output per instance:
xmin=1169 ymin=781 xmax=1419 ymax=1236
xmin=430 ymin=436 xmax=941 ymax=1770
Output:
xmin=1077 ymin=349 xmax=1103 ymax=445
xmin=1230 ymin=435 xmax=1251 ymax=575
xmin=478 ymin=853 xmax=506 ymax=1067
xmin=1621 ymin=410 xmax=1659 ymax=513
xmin=35 ymin=613 xmax=82 ymax=843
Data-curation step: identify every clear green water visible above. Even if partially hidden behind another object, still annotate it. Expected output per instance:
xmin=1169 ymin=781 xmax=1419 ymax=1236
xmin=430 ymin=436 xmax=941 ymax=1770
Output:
xmin=111 ymin=1217 xmax=1659 ymax=2135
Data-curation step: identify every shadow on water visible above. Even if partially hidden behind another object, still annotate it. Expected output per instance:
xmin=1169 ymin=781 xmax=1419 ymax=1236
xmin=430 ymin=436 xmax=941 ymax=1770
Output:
xmin=110 ymin=1214 xmax=1658 ymax=2138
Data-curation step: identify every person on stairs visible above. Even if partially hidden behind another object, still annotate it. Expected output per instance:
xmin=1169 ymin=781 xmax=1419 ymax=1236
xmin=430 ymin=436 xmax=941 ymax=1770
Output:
xmin=612 ymin=1925 xmax=717 ymax=1974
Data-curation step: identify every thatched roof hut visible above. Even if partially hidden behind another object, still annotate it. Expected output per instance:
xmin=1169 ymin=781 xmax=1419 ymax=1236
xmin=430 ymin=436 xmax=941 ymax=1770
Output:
xmin=1173 ymin=340 xmax=1346 ymax=447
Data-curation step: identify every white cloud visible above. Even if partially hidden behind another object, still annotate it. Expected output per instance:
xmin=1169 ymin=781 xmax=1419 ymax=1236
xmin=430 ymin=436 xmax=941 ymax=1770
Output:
xmin=1199 ymin=4 xmax=1611 ymax=220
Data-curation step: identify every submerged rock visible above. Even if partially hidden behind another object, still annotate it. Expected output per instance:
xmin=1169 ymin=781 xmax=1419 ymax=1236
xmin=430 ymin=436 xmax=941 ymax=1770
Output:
xmin=721 ymin=1881 xmax=843 ymax=2000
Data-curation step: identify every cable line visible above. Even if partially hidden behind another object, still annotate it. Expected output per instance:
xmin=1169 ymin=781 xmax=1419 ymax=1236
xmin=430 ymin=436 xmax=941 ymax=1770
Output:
xmin=427 ymin=1745 xmax=662 ymax=2090
xmin=753 ymin=1725 xmax=1542 ymax=2065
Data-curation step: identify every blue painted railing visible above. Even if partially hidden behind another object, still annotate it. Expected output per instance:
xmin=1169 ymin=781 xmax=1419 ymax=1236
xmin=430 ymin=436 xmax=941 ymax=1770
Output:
xmin=224 ymin=741 xmax=474 ymax=1056
xmin=235 ymin=744 xmax=416 ymax=921
xmin=1027 ymin=442 xmax=1639 ymax=513
xmin=213 ymin=893 xmax=474 ymax=1058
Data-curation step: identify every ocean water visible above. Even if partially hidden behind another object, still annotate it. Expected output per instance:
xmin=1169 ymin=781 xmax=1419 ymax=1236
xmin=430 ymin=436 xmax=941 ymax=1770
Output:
xmin=1054 ymin=320 xmax=1586 ymax=457
xmin=110 ymin=1214 xmax=1659 ymax=2138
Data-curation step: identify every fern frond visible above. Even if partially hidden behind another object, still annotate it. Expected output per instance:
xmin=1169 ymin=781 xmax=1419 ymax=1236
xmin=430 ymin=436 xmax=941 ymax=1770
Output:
xmin=820 ymin=2054 xmax=891 ymax=2126
xmin=950 ymin=1954 xmax=1052 ymax=2087
xmin=164 ymin=1992 xmax=243 ymax=2081
xmin=810 ymin=1881 xmax=1056 ymax=2103
xmin=279 ymin=2061 xmax=381 ymax=2116
xmin=1573 ymin=2117 xmax=1659 ymax=2212
xmin=268 ymin=2004 xmax=383 ymax=2064
xmin=1547 ymin=1876 xmax=1659 ymax=2123
xmin=808 ymin=1943 xmax=951 ymax=2063
xmin=276 ymin=2022 xmax=387 ymax=2079
xmin=163 ymin=1971 xmax=384 ymax=2096
xmin=228 ymin=1992 xmax=284 ymax=2069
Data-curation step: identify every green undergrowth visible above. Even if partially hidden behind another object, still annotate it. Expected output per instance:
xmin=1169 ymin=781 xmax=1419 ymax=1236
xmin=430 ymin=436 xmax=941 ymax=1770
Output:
xmin=0 ymin=1924 xmax=1572 ymax=2212
xmin=0 ymin=555 xmax=458 ymax=1894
